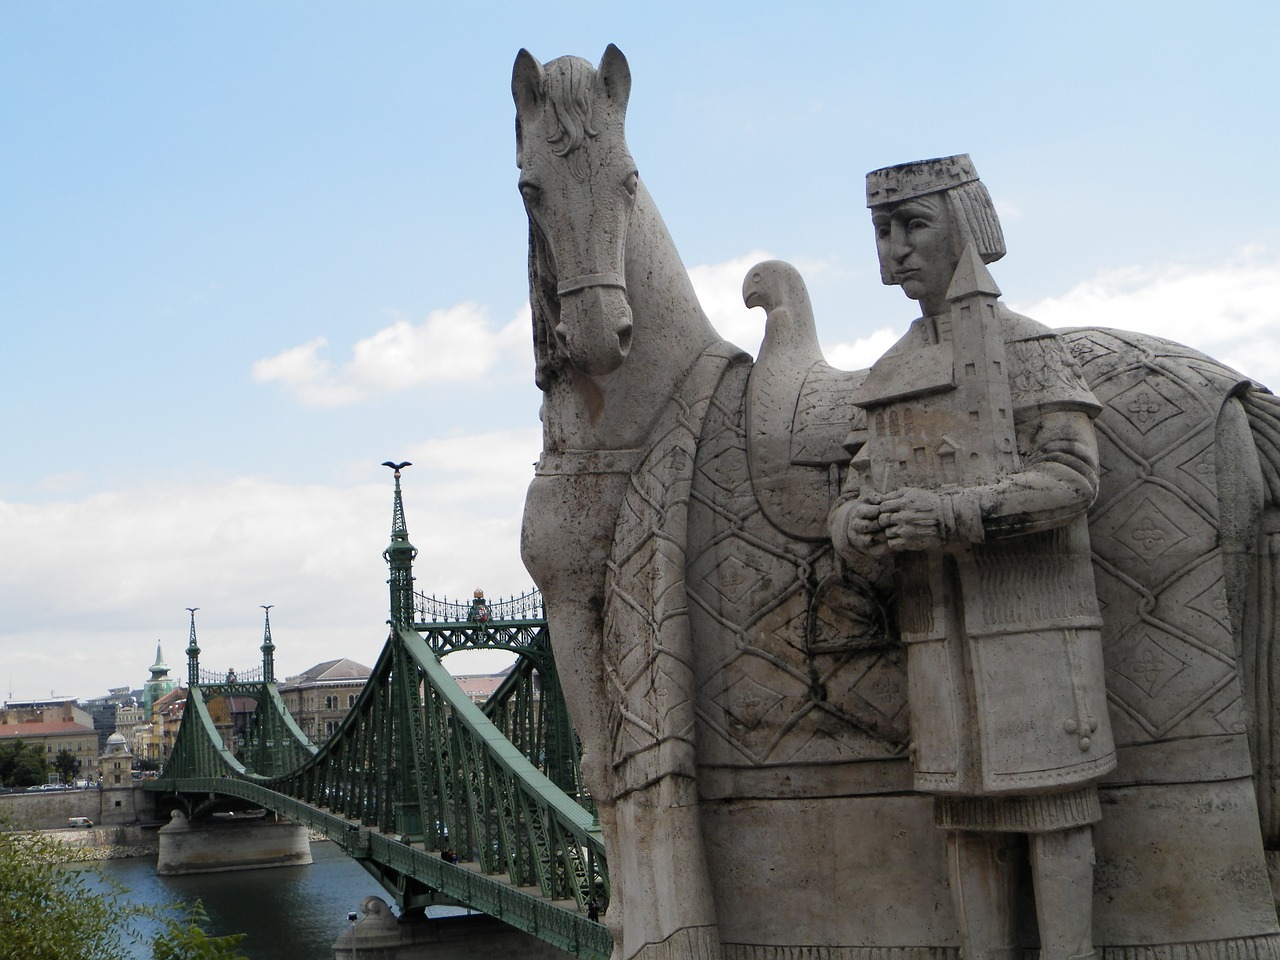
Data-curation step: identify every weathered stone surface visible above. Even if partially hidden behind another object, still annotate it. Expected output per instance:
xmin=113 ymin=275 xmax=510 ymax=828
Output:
xmin=515 ymin=47 xmax=1280 ymax=960
xmin=156 ymin=810 xmax=311 ymax=874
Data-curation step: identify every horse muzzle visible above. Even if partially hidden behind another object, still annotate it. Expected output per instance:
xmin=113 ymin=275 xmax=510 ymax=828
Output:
xmin=555 ymin=283 xmax=633 ymax=376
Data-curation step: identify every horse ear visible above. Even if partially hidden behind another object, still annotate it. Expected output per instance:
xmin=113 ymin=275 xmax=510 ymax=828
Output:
xmin=512 ymin=48 xmax=545 ymax=114
xmin=597 ymin=44 xmax=631 ymax=112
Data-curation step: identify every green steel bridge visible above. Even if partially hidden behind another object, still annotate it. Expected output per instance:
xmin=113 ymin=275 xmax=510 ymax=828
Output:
xmin=145 ymin=469 xmax=611 ymax=959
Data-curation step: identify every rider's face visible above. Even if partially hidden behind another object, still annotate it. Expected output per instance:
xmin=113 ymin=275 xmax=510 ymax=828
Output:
xmin=872 ymin=194 xmax=958 ymax=316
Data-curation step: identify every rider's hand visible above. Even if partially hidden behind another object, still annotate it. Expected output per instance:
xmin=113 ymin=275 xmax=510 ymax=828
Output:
xmin=830 ymin=493 xmax=889 ymax=559
xmin=877 ymin=487 xmax=945 ymax=552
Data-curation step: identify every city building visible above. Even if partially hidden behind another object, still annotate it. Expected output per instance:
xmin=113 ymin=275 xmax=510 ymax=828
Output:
xmin=81 ymin=686 xmax=143 ymax=753
xmin=278 ymin=659 xmax=373 ymax=741
xmin=80 ymin=646 xmax=183 ymax=758
xmin=113 ymin=696 xmax=147 ymax=753
xmin=205 ymin=691 xmax=258 ymax=753
xmin=0 ymin=700 xmax=98 ymax=782
xmin=453 ymin=670 xmax=513 ymax=704
xmin=100 ymin=731 xmax=132 ymax=787
xmin=99 ymin=731 xmax=139 ymax=823
xmin=134 ymin=686 xmax=187 ymax=763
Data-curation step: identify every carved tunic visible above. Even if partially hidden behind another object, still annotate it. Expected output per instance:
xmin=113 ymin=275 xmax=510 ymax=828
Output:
xmin=843 ymin=309 xmax=1117 ymax=823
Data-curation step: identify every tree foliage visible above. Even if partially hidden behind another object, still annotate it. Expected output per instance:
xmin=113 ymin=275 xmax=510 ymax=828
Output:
xmin=152 ymin=900 xmax=249 ymax=960
xmin=0 ymin=739 xmax=49 ymax=788
xmin=0 ymin=826 xmax=139 ymax=960
xmin=53 ymin=748 xmax=81 ymax=786
xmin=0 ymin=817 xmax=249 ymax=960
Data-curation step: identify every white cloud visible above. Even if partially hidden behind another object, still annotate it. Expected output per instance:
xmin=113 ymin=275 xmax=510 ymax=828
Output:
xmin=36 ymin=471 xmax=93 ymax=495
xmin=253 ymin=302 xmax=528 ymax=407
xmin=0 ymin=431 xmax=541 ymax=700
xmin=1016 ymin=252 xmax=1280 ymax=390
xmin=993 ymin=195 xmax=1023 ymax=222
xmin=251 ymin=336 xmax=364 ymax=407
xmin=688 ymin=249 xmax=774 ymax=353
xmin=689 ymin=250 xmax=902 ymax=372
xmin=824 ymin=326 xmax=905 ymax=372
xmin=690 ymin=250 xmax=849 ymax=359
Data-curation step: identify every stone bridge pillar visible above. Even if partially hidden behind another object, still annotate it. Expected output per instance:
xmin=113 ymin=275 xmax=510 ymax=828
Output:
xmin=332 ymin=896 xmax=577 ymax=960
xmin=156 ymin=809 xmax=311 ymax=875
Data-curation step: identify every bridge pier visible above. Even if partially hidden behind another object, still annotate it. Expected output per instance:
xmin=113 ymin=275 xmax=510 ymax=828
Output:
xmin=332 ymin=897 xmax=575 ymax=960
xmin=156 ymin=810 xmax=312 ymax=875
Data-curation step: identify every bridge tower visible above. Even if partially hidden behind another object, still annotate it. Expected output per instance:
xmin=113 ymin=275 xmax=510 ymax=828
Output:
xmin=260 ymin=605 xmax=276 ymax=684
xmin=383 ymin=460 xmax=417 ymax=631
xmin=382 ymin=460 xmax=428 ymax=842
xmin=185 ymin=607 xmax=200 ymax=689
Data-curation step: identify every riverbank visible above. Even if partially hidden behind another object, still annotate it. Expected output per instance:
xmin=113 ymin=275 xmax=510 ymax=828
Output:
xmin=26 ymin=823 xmax=160 ymax=861
xmin=0 ymin=782 xmax=155 ymax=828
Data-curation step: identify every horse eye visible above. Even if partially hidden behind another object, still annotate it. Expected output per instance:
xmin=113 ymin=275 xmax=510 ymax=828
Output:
xmin=519 ymin=182 xmax=541 ymax=204
xmin=623 ymin=171 xmax=639 ymax=197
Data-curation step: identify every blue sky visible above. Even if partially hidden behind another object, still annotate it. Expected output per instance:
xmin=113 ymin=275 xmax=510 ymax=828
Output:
xmin=2 ymin=2 xmax=1278 ymax=698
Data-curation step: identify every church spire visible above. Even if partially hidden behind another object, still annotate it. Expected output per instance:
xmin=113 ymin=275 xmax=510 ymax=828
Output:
xmin=142 ymin=641 xmax=176 ymax=717
xmin=260 ymin=605 xmax=276 ymax=684
xmin=382 ymin=461 xmax=417 ymax=630
xmin=148 ymin=643 xmax=168 ymax=681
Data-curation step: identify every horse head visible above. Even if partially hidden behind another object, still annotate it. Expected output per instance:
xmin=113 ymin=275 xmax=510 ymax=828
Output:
xmin=513 ymin=45 xmax=636 ymax=380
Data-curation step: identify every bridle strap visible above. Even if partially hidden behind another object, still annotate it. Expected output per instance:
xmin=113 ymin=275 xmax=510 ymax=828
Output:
xmin=557 ymin=272 xmax=627 ymax=296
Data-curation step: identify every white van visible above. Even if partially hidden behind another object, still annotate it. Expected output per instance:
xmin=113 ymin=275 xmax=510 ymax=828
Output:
xmin=67 ymin=817 xmax=93 ymax=828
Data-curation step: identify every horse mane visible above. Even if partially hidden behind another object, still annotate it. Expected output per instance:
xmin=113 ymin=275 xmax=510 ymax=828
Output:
xmin=528 ymin=221 xmax=565 ymax=389
xmin=516 ymin=56 xmax=600 ymax=182
xmin=545 ymin=56 xmax=602 ymax=182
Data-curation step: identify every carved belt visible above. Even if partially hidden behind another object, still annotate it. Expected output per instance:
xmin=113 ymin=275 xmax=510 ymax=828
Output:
xmin=534 ymin=448 xmax=646 ymax=476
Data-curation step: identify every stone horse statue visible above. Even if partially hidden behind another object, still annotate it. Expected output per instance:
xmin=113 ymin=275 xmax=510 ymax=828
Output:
xmin=515 ymin=46 xmax=1280 ymax=960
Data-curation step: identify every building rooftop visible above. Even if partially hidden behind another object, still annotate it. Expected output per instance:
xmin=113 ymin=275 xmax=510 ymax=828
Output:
xmin=452 ymin=669 xmax=514 ymax=701
xmin=3 ymin=698 xmax=78 ymax=710
xmin=0 ymin=720 xmax=97 ymax=739
xmin=281 ymin=658 xmax=373 ymax=688
xmin=150 ymin=687 xmax=188 ymax=715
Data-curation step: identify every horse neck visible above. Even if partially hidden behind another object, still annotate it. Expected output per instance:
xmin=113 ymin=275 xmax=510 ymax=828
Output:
xmin=542 ymin=182 xmax=726 ymax=454
xmin=624 ymin=183 xmax=721 ymax=356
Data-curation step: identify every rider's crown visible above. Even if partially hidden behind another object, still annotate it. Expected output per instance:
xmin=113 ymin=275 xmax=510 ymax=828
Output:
xmin=866 ymin=154 xmax=979 ymax=208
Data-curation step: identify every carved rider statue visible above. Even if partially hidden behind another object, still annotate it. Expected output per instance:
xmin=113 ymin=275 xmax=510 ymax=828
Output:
xmin=828 ymin=155 xmax=1116 ymax=960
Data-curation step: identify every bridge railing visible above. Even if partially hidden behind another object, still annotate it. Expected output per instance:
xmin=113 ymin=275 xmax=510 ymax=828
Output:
xmin=414 ymin=588 xmax=544 ymax=625
xmin=196 ymin=665 xmax=263 ymax=685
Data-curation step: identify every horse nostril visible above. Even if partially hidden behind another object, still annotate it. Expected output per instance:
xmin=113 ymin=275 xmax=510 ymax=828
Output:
xmin=617 ymin=323 xmax=633 ymax=358
xmin=553 ymin=322 xmax=569 ymax=348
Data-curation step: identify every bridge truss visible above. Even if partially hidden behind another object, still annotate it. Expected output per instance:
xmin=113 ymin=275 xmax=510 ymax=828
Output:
xmin=148 ymin=471 xmax=609 ymax=959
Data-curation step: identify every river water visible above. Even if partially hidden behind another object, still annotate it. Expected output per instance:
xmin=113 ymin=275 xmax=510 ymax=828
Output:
xmin=87 ymin=841 xmax=395 ymax=960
